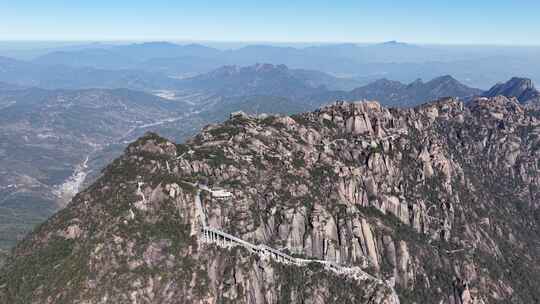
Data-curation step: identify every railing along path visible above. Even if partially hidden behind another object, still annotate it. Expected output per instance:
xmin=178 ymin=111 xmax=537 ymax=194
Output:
xmin=193 ymin=184 xmax=383 ymax=284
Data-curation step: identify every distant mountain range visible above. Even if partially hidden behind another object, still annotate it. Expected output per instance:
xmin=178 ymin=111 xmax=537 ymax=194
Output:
xmin=2 ymin=41 xmax=540 ymax=88
xmin=0 ymin=56 xmax=178 ymax=91
xmin=29 ymin=41 xmax=448 ymax=69
xmin=174 ymin=64 xmax=483 ymax=107
xmin=0 ymin=82 xmax=23 ymax=90
xmin=0 ymin=58 xmax=364 ymax=92
xmin=1 ymin=54 xmax=538 ymax=109
xmin=0 ymin=57 xmax=514 ymax=109
xmin=177 ymin=65 xmax=540 ymax=109
xmin=31 ymin=42 xmax=223 ymax=70
xmin=176 ymin=64 xmax=362 ymax=97
xmin=307 ymin=75 xmax=482 ymax=107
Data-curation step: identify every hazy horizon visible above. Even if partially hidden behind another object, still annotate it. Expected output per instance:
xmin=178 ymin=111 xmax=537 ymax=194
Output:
xmin=1 ymin=39 xmax=540 ymax=52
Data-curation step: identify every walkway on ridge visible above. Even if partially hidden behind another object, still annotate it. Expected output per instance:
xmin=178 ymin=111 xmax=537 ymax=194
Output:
xmin=189 ymin=182 xmax=387 ymax=285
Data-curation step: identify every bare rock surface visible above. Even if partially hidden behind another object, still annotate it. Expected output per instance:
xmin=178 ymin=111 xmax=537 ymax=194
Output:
xmin=2 ymin=96 xmax=540 ymax=303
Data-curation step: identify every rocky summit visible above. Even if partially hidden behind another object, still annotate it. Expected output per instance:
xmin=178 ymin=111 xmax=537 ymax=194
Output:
xmin=483 ymin=77 xmax=540 ymax=106
xmin=1 ymin=96 xmax=540 ymax=303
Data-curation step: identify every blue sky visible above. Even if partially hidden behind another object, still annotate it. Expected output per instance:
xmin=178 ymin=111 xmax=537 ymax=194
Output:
xmin=2 ymin=0 xmax=540 ymax=45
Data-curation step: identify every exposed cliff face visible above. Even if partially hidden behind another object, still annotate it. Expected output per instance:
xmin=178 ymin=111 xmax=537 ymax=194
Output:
xmin=484 ymin=77 xmax=540 ymax=106
xmin=0 ymin=249 xmax=6 ymax=268
xmin=2 ymin=96 xmax=540 ymax=303
xmin=0 ymin=134 xmax=397 ymax=304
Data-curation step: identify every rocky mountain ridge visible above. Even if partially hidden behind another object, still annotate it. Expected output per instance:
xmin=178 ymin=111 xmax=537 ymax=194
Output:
xmin=308 ymin=75 xmax=481 ymax=107
xmin=175 ymin=65 xmax=482 ymax=108
xmin=2 ymin=95 xmax=539 ymax=303
xmin=176 ymin=63 xmax=362 ymax=98
xmin=483 ymin=77 xmax=540 ymax=106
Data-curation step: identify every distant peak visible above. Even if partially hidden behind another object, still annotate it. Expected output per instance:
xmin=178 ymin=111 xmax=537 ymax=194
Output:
xmin=205 ymin=63 xmax=291 ymax=78
xmin=217 ymin=65 xmax=239 ymax=70
xmin=212 ymin=65 xmax=240 ymax=74
xmin=136 ymin=41 xmax=178 ymax=47
xmin=439 ymin=75 xmax=456 ymax=80
xmin=487 ymin=77 xmax=535 ymax=92
xmin=379 ymin=40 xmax=408 ymax=46
xmin=332 ymin=43 xmax=359 ymax=47
xmin=483 ymin=77 xmax=539 ymax=104
xmin=410 ymin=78 xmax=424 ymax=85
xmin=369 ymin=78 xmax=403 ymax=86
xmin=253 ymin=63 xmax=288 ymax=72
xmin=507 ymin=77 xmax=535 ymax=89
xmin=431 ymin=75 xmax=458 ymax=83
xmin=183 ymin=43 xmax=211 ymax=48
